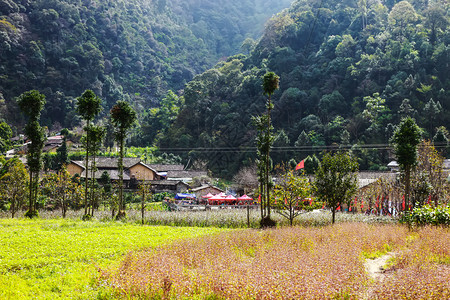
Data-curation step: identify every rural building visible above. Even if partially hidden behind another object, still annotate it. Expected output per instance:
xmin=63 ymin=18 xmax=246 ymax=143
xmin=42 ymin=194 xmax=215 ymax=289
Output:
xmin=167 ymin=170 xmax=208 ymax=183
xmin=67 ymin=158 xmax=160 ymax=188
xmin=191 ymin=184 xmax=224 ymax=198
xmin=149 ymin=180 xmax=190 ymax=194
xmin=66 ymin=158 xmax=196 ymax=192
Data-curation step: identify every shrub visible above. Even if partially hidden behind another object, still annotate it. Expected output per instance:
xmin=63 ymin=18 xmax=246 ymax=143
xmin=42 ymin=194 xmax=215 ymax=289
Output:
xmin=400 ymin=205 xmax=450 ymax=226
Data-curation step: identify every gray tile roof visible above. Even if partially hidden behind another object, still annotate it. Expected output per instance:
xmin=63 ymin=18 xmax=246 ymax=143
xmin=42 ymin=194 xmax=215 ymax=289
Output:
xmin=167 ymin=170 xmax=208 ymax=179
xmin=72 ymin=157 xmax=141 ymax=169
xmin=79 ymin=169 xmax=130 ymax=181
xmin=147 ymin=164 xmax=184 ymax=172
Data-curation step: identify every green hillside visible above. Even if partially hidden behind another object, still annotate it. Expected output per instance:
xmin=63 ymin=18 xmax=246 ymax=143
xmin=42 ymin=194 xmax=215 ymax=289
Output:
xmin=0 ymin=0 xmax=292 ymax=129
xmin=159 ymin=0 xmax=450 ymax=177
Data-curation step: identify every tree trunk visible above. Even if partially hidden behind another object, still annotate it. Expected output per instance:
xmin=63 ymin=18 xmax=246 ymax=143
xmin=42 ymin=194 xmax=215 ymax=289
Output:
xmin=84 ymin=126 xmax=90 ymax=216
xmin=118 ymin=132 xmax=124 ymax=212
xmin=405 ymin=166 xmax=411 ymax=210
xmin=266 ymin=96 xmax=272 ymax=219
xmin=11 ymin=196 xmax=15 ymax=218
xmin=33 ymin=174 xmax=39 ymax=212
xmin=332 ymin=208 xmax=336 ymax=224
xmin=259 ymin=181 xmax=264 ymax=219
xmin=28 ymin=171 xmax=33 ymax=216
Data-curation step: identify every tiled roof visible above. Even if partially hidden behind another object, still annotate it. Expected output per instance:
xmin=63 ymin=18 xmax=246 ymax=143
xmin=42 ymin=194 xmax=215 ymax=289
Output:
xmin=147 ymin=164 xmax=184 ymax=172
xmin=191 ymin=185 xmax=224 ymax=192
xmin=167 ymin=170 xmax=208 ymax=178
xmin=79 ymin=169 xmax=130 ymax=181
xmin=72 ymin=157 xmax=141 ymax=169
xmin=150 ymin=180 xmax=189 ymax=186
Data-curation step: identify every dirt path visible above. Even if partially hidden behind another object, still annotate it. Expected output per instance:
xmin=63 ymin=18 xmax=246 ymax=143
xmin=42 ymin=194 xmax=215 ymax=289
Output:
xmin=365 ymin=252 xmax=394 ymax=279
xmin=361 ymin=252 xmax=395 ymax=299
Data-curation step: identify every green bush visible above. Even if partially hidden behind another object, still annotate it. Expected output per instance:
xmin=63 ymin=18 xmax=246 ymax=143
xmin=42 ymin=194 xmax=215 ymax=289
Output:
xmin=400 ymin=205 xmax=450 ymax=226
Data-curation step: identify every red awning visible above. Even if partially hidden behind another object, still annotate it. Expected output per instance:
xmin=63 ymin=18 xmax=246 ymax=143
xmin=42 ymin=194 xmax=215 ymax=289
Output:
xmin=208 ymin=194 xmax=226 ymax=204
xmin=225 ymin=195 xmax=237 ymax=202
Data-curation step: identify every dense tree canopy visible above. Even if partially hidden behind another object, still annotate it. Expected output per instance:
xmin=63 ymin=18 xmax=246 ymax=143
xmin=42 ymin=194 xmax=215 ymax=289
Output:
xmin=161 ymin=0 xmax=449 ymax=177
xmin=1 ymin=0 xmax=449 ymax=179
xmin=0 ymin=0 xmax=291 ymax=129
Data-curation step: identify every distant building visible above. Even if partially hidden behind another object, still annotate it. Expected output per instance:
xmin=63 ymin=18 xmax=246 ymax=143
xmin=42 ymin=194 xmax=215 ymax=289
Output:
xmin=66 ymin=158 xmax=196 ymax=192
xmin=191 ymin=184 xmax=224 ymax=198
xmin=149 ymin=180 xmax=190 ymax=194
xmin=167 ymin=170 xmax=208 ymax=183
xmin=67 ymin=158 xmax=160 ymax=188
xmin=387 ymin=161 xmax=399 ymax=172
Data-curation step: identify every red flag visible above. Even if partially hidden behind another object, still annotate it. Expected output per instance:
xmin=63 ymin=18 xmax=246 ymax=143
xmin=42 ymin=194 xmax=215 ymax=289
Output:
xmin=258 ymin=194 xmax=261 ymax=203
xmin=402 ymin=195 xmax=405 ymax=211
xmin=295 ymin=160 xmax=305 ymax=170
xmin=322 ymin=203 xmax=325 ymax=209
xmin=337 ymin=205 xmax=341 ymax=211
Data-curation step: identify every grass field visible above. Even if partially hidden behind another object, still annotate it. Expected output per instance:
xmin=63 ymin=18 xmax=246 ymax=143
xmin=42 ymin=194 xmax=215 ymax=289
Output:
xmin=0 ymin=219 xmax=224 ymax=299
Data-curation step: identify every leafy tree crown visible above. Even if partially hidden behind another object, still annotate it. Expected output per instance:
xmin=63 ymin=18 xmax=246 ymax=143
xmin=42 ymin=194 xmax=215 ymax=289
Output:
xmin=391 ymin=117 xmax=422 ymax=168
xmin=76 ymin=90 xmax=102 ymax=122
xmin=17 ymin=90 xmax=46 ymax=121
xmin=110 ymin=101 xmax=137 ymax=132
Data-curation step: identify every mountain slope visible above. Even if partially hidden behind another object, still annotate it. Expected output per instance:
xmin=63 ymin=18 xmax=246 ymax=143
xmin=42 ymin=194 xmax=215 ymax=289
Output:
xmin=160 ymin=0 xmax=450 ymax=177
xmin=0 ymin=0 xmax=292 ymax=129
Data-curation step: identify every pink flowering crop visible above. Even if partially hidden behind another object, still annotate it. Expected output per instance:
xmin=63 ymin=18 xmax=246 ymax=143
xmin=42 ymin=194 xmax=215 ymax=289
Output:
xmin=103 ymin=224 xmax=449 ymax=299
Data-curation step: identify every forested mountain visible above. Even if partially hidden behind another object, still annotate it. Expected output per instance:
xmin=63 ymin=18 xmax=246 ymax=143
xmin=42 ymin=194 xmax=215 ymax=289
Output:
xmin=0 ymin=0 xmax=292 ymax=129
xmin=160 ymin=0 xmax=450 ymax=177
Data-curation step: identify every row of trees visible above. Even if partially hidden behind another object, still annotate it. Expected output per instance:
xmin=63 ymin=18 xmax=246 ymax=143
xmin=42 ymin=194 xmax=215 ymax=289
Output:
xmin=268 ymin=137 xmax=449 ymax=227
xmin=254 ymin=72 xmax=448 ymax=227
xmin=6 ymin=89 xmax=136 ymax=219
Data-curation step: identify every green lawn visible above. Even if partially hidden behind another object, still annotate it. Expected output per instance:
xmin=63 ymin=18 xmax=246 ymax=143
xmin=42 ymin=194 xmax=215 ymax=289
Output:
xmin=0 ymin=218 xmax=224 ymax=299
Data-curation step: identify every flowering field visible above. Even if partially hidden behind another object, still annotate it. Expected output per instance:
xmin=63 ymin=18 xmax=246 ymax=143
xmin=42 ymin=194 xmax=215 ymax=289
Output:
xmin=105 ymin=224 xmax=450 ymax=299
xmin=0 ymin=208 xmax=396 ymax=228
xmin=0 ymin=219 xmax=224 ymax=299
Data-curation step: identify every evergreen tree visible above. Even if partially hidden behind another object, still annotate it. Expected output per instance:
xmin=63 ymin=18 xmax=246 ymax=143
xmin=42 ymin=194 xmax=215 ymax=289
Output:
xmin=110 ymin=100 xmax=136 ymax=219
xmin=253 ymin=71 xmax=279 ymax=227
xmin=391 ymin=117 xmax=422 ymax=210
xmin=55 ymin=128 xmax=70 ymax=171
xmin=76 ymin=90 xmax=102 ymax=218
xmin=17 ymin=90 xmax=46 ymax=218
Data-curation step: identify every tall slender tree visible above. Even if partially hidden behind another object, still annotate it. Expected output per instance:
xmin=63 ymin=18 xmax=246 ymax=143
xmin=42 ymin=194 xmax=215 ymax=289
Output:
xmin=76 ymin=90 xmax=102 ymax=218
xmin=391 ymin=117 xmax=422 ymax=210
xmin=253 ymin=71 xmax=279 ymax=227
xmin=17 ymin=90 xmax=46 ymax=218
xmin=110 ymin=100 xmax=136 ymax=219
xmin=87 ymin=125 xmax=105 ymax=217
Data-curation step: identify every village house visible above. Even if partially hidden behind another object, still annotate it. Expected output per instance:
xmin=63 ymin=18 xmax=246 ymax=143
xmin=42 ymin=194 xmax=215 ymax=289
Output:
xmin=191 ymin=184 xmax=225 ymax=198
xmin=166 ymin=170 xmax=208 ymax=183
xmin=66 ymin=158 xmax=196 ymax=193
xmin=67 ymin=158 xmax=160 ymax=188
xmin=149 ymin=180 xmax=190 ymax=194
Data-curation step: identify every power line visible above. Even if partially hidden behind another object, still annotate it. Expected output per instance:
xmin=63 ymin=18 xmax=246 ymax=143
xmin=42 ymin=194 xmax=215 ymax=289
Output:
xmin=157 ymin=143 xmax=449 ymax=154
